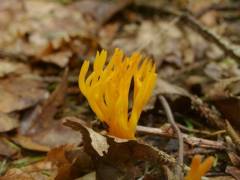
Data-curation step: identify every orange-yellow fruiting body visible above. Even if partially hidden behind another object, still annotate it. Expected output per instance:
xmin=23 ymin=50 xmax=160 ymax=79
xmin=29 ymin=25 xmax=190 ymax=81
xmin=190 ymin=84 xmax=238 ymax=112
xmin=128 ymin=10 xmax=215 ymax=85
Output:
xmin=79 ymin=48 xmax=157 ymax=139
xmin=185 ymin=155 xmax=214 ymax=180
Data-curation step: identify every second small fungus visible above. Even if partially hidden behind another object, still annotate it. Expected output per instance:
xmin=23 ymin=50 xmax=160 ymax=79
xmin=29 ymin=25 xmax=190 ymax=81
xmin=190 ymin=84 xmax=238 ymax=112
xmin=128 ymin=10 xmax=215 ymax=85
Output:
xmin=185 ymin=155 xmax=214 ymax=180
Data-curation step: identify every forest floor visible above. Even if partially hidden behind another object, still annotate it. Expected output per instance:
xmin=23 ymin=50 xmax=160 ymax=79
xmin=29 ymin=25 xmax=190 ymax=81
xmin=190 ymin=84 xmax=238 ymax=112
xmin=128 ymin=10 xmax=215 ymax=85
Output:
xmin=0 ymin=0 xmax=240 ymax=179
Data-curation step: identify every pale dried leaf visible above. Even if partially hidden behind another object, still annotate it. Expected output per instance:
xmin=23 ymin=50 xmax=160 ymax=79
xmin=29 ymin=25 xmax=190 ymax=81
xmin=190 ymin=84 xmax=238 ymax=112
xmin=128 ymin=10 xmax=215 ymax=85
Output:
xmin=32 ymin=122 xmax=82 ymax=149
xmin=0 ymin=77 xmax=48 ymax=113
xmin=0 ymin=113 xmax=19 ymax=132
xmin=12 ymin=135 xmax=50 ymax=152
xmin=0 ymin=61 xmax=30 ymax=77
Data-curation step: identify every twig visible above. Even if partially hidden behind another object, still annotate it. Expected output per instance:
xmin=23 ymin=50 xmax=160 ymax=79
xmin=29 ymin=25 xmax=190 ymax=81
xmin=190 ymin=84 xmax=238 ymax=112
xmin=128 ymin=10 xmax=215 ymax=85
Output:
xmin=159 ymin=96 xmax=184 ymax=180
xmin=137 ymin=125 xmax=225 ymax=150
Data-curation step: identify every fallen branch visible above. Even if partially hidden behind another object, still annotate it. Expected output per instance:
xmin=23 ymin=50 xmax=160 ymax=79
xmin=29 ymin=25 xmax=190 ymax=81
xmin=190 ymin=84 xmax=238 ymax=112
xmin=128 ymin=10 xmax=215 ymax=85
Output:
xmin=137 ymin=125 xmax=225 ymax=150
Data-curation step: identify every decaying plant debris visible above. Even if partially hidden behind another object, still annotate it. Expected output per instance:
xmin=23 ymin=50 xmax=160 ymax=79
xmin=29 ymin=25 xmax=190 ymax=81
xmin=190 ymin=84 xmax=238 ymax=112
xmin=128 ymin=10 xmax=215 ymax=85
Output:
xmin=0 ymin=0 xmax=240 ymax=179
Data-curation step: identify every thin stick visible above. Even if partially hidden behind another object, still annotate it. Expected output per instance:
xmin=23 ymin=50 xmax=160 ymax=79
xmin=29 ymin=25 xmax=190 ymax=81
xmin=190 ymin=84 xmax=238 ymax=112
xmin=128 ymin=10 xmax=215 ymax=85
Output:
xmin=137 ymin=125 xmax=225 ymax=149
xmin=159 ymin=96 xmax=184 ymax=180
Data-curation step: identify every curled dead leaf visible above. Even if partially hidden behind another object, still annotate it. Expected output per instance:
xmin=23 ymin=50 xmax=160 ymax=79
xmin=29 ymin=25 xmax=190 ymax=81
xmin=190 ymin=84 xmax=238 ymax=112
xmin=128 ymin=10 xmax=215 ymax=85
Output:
xmin=0 ymin=76 xmax=48 ymax=113
xmin=63 ymin=117 xmax=176 ymax=179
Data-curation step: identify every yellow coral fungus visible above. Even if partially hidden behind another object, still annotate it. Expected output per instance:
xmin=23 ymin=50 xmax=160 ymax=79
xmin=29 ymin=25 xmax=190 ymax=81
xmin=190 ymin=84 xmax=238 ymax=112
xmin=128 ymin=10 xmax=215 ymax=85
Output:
xmin=79 ymin=48 xmax=157 ymax=139
xmin=185 ymin=155 xmax=214 ymax=180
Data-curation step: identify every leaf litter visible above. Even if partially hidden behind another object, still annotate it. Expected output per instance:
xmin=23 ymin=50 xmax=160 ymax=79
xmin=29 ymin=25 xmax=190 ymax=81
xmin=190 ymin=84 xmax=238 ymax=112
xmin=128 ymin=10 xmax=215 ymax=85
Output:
xmin=0 ymin=0 xmax=240 ymax=179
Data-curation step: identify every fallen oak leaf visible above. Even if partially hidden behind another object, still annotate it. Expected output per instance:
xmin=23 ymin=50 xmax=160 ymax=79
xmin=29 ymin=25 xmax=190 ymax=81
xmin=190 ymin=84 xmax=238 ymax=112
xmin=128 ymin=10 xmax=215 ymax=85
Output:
xmin=63 ymin=117 xmax=109 ymax=157
xmin=85 ymin=126 xmax=109 ymax=157
xmin=30 ymin=122 xmax=82 ymax=150
xmin=63 ymin=117 xmax=176 ymax=179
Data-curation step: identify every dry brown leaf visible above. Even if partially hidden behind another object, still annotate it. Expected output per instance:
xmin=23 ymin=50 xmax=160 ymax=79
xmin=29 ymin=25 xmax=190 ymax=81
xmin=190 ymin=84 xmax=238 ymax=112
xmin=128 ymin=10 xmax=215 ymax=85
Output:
xmin=0 ymin=76 xmax=48 ymax=113
xmin=31 ymin=122 xmax=82 ymax=149
xmin=63 ymin=117 xmax=176 ymax=180
xmin=0 ymin=113 xmax=19 ymax=132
